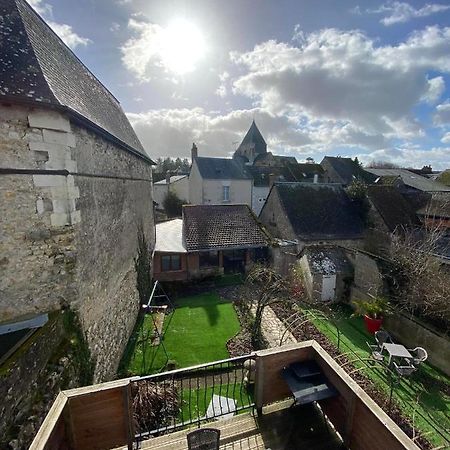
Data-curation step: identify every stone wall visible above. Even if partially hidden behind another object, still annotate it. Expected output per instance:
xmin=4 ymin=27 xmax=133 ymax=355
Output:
xmin=385 ymin=313 xmax=450 ymax=376
xmin=0 ymin=104 xmax=155 ymax=381
xmin=259 ymin=188 xmax=296 ymax=240
xmin=348 ymin=250 xmax=383 ymax=302
xmin=71 ymin=122 xmax=154 ymax=381
xmin=0 ymin=105 xmax=78 ymax=321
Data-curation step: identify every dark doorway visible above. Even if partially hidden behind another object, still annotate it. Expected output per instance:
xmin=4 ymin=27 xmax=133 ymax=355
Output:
xmin=222 ymin=249 xmax=246 ymax=274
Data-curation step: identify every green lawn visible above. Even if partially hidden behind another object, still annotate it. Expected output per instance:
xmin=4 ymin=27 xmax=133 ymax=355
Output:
xmin=125 ymin=293 xmax=240 ymax=375
xmin=302 ymin=305 xmax=450 ymax=449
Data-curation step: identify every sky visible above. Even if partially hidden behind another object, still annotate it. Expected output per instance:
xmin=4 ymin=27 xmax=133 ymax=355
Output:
xmin=28 ymin=0 xmax=450 ymax=169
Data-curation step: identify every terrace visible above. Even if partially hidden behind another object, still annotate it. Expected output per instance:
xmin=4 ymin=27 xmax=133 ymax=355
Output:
xmin=30 ymin=341 xmax=419 ymax=450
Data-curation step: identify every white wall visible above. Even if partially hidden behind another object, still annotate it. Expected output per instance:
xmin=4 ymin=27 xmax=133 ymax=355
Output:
xmin=252 ymin=186 xmax=270 ymax=216
xmin=202 ymin=178 xmax=252 ymax=206
xmin=172 ymin=176 xmax=189 ymax=203
xmin=188 ymin=159 xmax=252 ymax=206
xmin=189 ymin=162 xmax=203 ymax=204
xmin=153 ymin=183 xmax=168 ymax=207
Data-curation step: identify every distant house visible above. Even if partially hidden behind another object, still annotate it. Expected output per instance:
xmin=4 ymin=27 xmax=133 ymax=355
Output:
xmin=259 ymin=183 xmax=364 ymax=252
xmin=153 ymin=173 xmax=189 ymax=208
xmin=366 ymin=168 xmax=450 ymax=193
xmin=321 ymin=156 xmax=375 ymax=185
xmin=189 ymin=156 xmax=253 ymax=206
xmin=188 ymin=121 xmax=318 ymax=215
xmin=298 ymin=246 xmax=353 ymax=302
xmin=153 ymin=204 xmax=270 ymax=281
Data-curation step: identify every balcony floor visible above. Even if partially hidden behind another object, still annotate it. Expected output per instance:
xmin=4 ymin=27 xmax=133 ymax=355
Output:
xmin=134 ymin=401 xmax=345 ymax=450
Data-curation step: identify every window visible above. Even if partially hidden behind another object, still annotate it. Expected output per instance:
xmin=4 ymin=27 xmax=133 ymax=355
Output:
xmin=161 ymin=254 xmax=181 ymax=271
xmin=222 ymin=185 xmax=230 ymax=202
xmin=199 ymin=251 xmax=219 ymax=268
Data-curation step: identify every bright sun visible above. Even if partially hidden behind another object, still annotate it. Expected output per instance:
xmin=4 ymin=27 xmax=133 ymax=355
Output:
xmin=160 ymin=19 xmax=206 ymax=75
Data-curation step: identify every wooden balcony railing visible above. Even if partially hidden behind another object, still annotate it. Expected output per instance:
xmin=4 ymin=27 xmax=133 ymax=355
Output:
xmin=30 ymin=341 xmax=420 ymax=450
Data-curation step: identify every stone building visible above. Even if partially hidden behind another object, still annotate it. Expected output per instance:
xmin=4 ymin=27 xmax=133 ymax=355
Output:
xmin=1 ymin=0 xmax=154 ymax=394
xmin=259 ymin=182 xmax=365 ymax=252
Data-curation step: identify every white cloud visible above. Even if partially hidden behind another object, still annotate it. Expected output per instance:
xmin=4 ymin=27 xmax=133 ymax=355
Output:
xmin=441 ymin=132 xmax=450 ymax=144
xmin=121 ymin=17 xmax=206 ymax=81
xmin=127 ymin=108 xmax=312 ymax=159
xmin=47 ymin=21 xmax=92 ymax=49
xmin=230 ymin=27 xmax=450 ymax=143
xmin=28 ymin=0 xmax=91 ymax=49
xmin=28 ymin=0 xmax=52 ymax=15
xmin=421 ymin=76 xmax=445 ymax=103
xmin=361 ymin=147 xmax=450 ymax=170
xmin=216 ymin=72 xmax=230 ymax=97
xmin=358 ymin=2 xmax=450 ymax=26
xmin=434 ymin=100 xmax=450 ymax=126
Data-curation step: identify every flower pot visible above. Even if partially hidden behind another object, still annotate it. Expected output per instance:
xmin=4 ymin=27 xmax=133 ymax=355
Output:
xmin=363 ymin=315 xmax=383 ymax=334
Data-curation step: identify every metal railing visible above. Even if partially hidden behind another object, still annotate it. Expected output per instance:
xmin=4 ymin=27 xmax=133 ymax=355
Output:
xmin=131 ymin=354 xmax=256 ymax=444
xmin=302 ymin=307 xmax=450 ymax=448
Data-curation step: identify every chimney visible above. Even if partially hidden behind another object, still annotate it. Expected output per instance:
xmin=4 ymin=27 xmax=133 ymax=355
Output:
xmin=269 ymin=173 xmax=277 ymax=188
xmin=165 ymin=171 xmax=171 ymax=184
xmin=191 ymin=142 xmax=198 ymax=161
xmin=313 ymin=174 xmax=318 ymax=183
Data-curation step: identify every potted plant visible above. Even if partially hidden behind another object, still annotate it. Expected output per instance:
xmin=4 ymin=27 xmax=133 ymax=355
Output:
xmin=351 ymin=297 xmax=389 ymax=334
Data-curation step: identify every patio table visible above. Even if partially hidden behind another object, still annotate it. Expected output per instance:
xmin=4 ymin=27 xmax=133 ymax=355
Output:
xmin=382 ymin=343 xmax=413 ymax=366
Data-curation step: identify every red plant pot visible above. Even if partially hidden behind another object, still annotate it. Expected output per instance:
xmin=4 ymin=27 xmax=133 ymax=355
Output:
xmin=364 ymin=315 xmax=383 ymax=334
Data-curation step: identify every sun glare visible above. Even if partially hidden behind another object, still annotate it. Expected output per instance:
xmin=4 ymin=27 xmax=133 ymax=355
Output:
xmin=161 ymin=19 xmax=206 ymax=75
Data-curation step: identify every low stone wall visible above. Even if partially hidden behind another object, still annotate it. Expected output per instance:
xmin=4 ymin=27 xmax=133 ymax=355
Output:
xmin=384 ymin=313 xmax=450 ymax=376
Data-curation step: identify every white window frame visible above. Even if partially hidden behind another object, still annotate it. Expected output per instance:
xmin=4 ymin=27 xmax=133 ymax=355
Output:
xmin=222 ymin=185 xmax=230 ymax=202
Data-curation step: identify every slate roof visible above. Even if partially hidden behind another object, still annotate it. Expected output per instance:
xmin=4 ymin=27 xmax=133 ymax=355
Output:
xmin=366 ymin=169 xmax=450 ymax=192
xmin=236 ymin=120 xmax=267 ymax=155
xmin=273 ymin=183 xmax=365 ymax=240
xmin=416 ymin=192 xmax=450 ymax=219
xmin=321 ymin=157 xmax=375 ymax=184
xmin=0 ymin=0 xmax=151 ymax=162
xmin=194 ymin=157 xmax=252 ymax=180
xmin=183 ymin=204 xmax=269 ymax=251
xmin=300 ymin=246 xmax=353 ymax=275
xmin=367 ymin=186 xmax=419 ymax=231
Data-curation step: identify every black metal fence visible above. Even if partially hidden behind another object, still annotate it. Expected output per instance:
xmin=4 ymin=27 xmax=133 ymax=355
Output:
xmin=131 ymin=354 xmax=256 ymax=444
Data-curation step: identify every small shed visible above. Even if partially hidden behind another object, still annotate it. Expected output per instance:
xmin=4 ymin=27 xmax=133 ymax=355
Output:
xmin=299 ymin=246 xmax=353 ymax=302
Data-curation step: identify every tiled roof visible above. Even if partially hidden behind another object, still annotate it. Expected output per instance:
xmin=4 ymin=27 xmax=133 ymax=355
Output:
xmin=183 ymin=204 xmax=269 ymax=251
xmin=321 ymin=157 xmax=375 ymax=184
xmin=0 ymin=0 xmax=151 ymax=162
xmin=194 ymin=157 xmax=252 ymax=180
xmin=366 ymin=169 xmax=450 ymax=192
xmin=274 ymin=183 xmax=364 ymax=240
xmin=367 ymin=186 xmax=419 ymax=231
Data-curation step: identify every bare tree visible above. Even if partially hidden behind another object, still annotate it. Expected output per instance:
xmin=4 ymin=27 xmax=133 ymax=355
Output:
xmin=365 ymin=160 xmax=400 ymax=169
xmin=388 ymin=222 xmax=450 ymax=331
xmin=246 ymin=265 xmax=291 ymax=347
